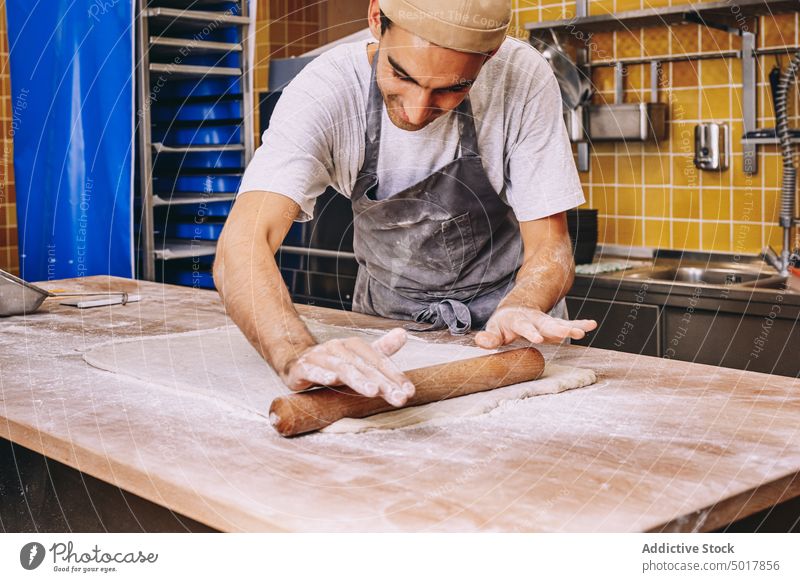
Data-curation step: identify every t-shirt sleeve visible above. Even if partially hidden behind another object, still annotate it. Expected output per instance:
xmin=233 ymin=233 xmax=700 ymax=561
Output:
xmin=504 ymin=68 xmax=585 ymax=222
xmin=237 ymin=65 xmax=335 ymax=222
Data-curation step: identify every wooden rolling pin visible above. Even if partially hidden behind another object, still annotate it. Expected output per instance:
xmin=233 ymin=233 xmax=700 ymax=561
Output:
xmin=269 ymin=347 xmax=545 ymax=437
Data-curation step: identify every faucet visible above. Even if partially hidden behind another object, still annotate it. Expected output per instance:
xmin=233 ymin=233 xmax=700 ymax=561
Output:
xmin=762 ymin=245 xmax=799 ymax=276
xmin=771 ymin=51 xmax=800 ymax=278
xmin=761 ymin=245 xmax=786 ymax=275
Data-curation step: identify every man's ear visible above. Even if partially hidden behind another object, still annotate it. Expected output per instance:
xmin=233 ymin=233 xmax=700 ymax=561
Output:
xmin=367 ymin=0 xmax=382 ymax=41
xmin=484 ymin=47 xmax=500 ymax=61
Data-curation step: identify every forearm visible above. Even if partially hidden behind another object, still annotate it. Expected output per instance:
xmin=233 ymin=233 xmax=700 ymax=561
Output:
xmin=475 ymin=215 xmax=594 ymax=348
xmin=500 ymin=235 xmax=575 ymax=313
xmin=213 ymin=204 xmax=316 ymax=378
xmin=214 ymin=192 xmax=414 ymax=404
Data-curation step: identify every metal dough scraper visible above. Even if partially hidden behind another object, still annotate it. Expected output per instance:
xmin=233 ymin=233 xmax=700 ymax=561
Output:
xmin=0 ymin=268 xmax=136 ymax=316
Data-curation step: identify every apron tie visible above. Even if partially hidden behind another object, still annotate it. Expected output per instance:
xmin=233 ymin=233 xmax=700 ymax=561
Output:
xmin=411 ymin=299 xmax=472 ymax=335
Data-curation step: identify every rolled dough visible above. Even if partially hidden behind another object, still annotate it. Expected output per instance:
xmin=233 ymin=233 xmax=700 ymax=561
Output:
xmin=83 ymin=321 xmax=597 ymax=434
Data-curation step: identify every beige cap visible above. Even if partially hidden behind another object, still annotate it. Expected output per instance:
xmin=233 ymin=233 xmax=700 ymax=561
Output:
xmin=380 ymin=0 xmax=511 ymax=54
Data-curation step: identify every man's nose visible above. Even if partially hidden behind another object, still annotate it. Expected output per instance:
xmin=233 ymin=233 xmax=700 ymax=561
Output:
xmin=405 ymin=88 xmax=433 ymax=125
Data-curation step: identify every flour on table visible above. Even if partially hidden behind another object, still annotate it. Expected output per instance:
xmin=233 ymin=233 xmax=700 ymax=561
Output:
xmin=83 ymin=321 xmax=597 ymax=434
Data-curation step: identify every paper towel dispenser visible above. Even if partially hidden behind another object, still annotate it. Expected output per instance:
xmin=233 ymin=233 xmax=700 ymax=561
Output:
xmin=694 ymin=123 xmax=729 ymax=171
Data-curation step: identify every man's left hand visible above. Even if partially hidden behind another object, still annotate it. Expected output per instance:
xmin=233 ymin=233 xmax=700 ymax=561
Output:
xmin=474 ymin=306 xmax=598 ymax=349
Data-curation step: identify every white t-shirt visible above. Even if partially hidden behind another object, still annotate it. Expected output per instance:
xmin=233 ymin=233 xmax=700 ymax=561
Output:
xmin=239 ymin=37 xmax=585 ymax=222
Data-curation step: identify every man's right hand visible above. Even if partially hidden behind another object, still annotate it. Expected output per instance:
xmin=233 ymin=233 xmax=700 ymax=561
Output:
xmin=283 ymin=328 xmax=415 ymax=407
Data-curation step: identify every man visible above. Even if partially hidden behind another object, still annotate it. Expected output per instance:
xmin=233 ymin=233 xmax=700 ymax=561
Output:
xmin=214 ymin=0 xmax=597 ymax=408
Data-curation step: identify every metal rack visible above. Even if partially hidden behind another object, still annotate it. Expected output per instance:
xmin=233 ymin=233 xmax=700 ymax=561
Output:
xmin=527 ymin=0 xmax=799 ymax=174
xmin=525 ymin=0 xmax=799 ymax=35
xmin=135 ymin=0 xmax=254 ymax=283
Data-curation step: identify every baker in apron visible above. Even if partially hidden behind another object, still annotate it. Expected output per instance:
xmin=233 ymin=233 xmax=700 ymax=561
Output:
xmin=352 ymin=45 xmax=567 ymax=336
xmin=218 ymin=0 xmax=597 ymax=408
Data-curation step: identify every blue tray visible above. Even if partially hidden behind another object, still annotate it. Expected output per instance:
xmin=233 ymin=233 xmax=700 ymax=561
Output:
xmin=152 ymin=100 xmax=242 ymax=123
xmin=180 ymin=53 xmax=240 ymax=68
xmin=155 ymin=150 xmax=243 ymax=170
xmin=152 ymin=124 xmax=242 ymax=146
xmin=167 ymin=221 xmax=225 ymax=241
xmin=155 ymin=174 xmax=241 ymax=193
xmin=159 ymin=78 xmax=242 ymax=99
xmin=172 ymin=201 xmax=233 ymax=218
xmin=166 ymin=23 xmax=241 ymax=45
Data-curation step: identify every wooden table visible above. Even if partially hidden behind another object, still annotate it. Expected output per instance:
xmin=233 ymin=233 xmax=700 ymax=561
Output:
xmin=1 ymin=276 xmax=799 ymax=532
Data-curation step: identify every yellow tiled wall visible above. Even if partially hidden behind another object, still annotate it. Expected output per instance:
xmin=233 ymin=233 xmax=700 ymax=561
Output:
xmin=256 ymin=1 xmax=368 ymax=146
xmin=515 ymin=0 xmax=800 ymax=255
xmin=254 ymin=0 xmax=329 ymax=146
xmin=253 ymin=0 xmax=272 ymax=148
xmin=2 ymin=2 xmax=798 ymax=271
xmin=254 ymin=0 xmax=329 ymax=147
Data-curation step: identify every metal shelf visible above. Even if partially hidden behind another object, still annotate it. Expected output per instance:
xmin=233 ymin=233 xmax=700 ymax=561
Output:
xmin=154 ymin=239 xmax=218 ymax=260
xmin=152 ymin=142 xmax=244 ymax=153
xmin=149 ymin=63 xmax=241 ymax=78
xmin=742 ymin=137 xmax=800 ymax=145
xmin=525 ymin=0 xmax=800 ymax=34
xmin=136 ymin=0 xmax=253 ymax=280
xmin=153 ymin=167 xmax=244 ymax=175
xmin=152 ymin=117 xmax=242 ymax=127
xmin=144 ymin=7 xmax=250 ymax=29
xmin=148 ymin=0 xmax=236 ymax=8
xmin=149 ymin=36 xmax=242 ymax=58
xmin=742 ymin=136 xmax=800 ymax=145
xmin=154 ymin=93 xmax=245 ymax=105
xmin=153 ymin=193 xmax=236 ymax=206
xmin=527 ymin=0 xmax=796 ymax=174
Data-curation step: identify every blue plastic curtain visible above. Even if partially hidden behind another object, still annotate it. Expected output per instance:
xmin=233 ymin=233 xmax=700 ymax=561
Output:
xmin=7 ymin=0 xmax=134 ymax=281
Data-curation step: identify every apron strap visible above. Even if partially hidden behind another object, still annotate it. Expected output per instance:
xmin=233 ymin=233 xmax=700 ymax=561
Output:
xmin=455 ymin=97 xmax=480 ymax=158
xmin=360 ymin=45 xmax=384 ymax=179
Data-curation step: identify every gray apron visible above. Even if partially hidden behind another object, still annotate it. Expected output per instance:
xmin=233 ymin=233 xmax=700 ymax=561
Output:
xmin=351 ymin=50 xmax=567 ymax=335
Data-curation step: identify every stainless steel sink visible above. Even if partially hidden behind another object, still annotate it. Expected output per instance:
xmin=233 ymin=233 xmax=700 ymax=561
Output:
xmin=623 ymin=267 xmax=762 ymax=285
xmin=738 ymin=276 xmax=796 ymax=291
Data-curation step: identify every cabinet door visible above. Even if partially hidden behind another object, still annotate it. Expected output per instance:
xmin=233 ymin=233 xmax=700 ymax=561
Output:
xmin=566 ymin=296 xmax=661 ymax=356
xmin=663 ymin=308 xmax=800 ymax=377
